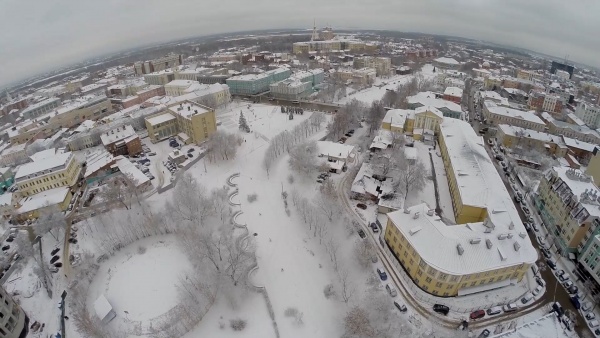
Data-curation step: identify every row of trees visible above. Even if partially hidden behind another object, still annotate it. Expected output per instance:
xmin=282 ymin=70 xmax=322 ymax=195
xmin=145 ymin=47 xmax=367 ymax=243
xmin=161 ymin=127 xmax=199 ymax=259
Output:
xmin=205 ymin=131 xmax=244 ymax=162
xmin=328 ymin=99 xmax=365 ymax=140
xmin=262 ymin=112 xmax=326 ymax=176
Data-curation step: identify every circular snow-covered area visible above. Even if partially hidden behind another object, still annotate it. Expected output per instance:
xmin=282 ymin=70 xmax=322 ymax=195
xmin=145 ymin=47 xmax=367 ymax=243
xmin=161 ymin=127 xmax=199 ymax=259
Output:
xmin=89 ymin=235 xmax=191 ymax=322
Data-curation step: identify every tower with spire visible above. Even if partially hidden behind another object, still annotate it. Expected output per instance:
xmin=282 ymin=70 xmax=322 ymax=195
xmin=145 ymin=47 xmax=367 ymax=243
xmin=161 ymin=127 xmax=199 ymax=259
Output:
xmin=310 ymin=19 xmax=320 ymax=41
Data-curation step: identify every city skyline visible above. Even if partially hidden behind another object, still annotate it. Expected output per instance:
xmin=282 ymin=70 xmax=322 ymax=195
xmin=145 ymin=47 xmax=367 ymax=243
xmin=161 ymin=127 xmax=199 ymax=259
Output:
xmin=1 ymin=0 xmax=599 ymax=88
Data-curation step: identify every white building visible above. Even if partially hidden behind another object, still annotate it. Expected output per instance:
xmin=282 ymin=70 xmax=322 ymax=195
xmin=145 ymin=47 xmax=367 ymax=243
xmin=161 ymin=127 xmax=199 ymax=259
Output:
xmin=483 ymin=101 xmax=546 ymax=131
xmin=164 ymin=80 xmax=204 ymax=96
xmin=575 ymin=102 xmax=600 ymax=129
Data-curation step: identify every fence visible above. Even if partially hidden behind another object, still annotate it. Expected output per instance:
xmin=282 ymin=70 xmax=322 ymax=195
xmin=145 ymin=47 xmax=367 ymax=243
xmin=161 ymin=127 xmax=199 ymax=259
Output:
xmin=380 ymin=242 xmax=527 ymax=314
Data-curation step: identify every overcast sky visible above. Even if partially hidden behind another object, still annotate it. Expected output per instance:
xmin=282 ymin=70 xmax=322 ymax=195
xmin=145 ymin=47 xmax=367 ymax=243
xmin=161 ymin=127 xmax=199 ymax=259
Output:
xmin=1 ymin=0 xmax=598 ymax=88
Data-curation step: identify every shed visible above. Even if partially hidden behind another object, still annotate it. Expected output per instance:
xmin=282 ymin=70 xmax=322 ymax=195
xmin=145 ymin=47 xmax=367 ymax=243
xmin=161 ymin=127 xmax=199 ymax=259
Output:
xmin=94 ymin=294 xmax=116 ymax=324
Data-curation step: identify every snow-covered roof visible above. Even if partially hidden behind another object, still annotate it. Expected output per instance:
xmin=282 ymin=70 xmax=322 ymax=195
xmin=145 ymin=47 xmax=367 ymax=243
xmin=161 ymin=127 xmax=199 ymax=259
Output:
xmin=404 ymin=147 xmax=417 ymax=160
xmin=29 ymin=148 xmax=58 ymax=162
xmin=369 ymin=129 xmax=393 ymax=149
xmin=484 ymin=101 xmax=545 ymax=125
xmin=114 ymin=156 xmax=149 ymax=187
xmin=17 ymin=187 xmax=69 ymax=214
xmin=567 ymin=113 xmax=586 ymax=127
xmin=0 ymin=193 xmax=12 ymax=207
xmin=502 ymin=88 xmax=527 ymax=96
xmin=168 ymin=101 xmax=210 ymax=119
xmin=498 ymin=125 xmax=565 ymax=146
xmin=146 ymin=113 xmax=176 ymax=126
xmin=434 ymin=57 xmax=460 ymax=65
xmin=443 ymin=86 xmax=463 ymax=97
xmin=542 ymin=112 xmax=600 ymax=137
xmin=1 ymin=143 xmax=27 ymax=156
xmin=408 ymin=92 xmax=462 ymax=113
xmin=73 ymin=120 xmax=96 ymax=134
xmin=100 ymin=124 xmax=137 ymax=146
xmin=84 ymin=150 xmax=115 ymax=178
xmin=15 ymin=152 xmax=73 ymax=180
xmin=479 ymin=91 xmax=509 ymax=106
xmin=387 ymin=202 xmax=537 ymax=276
xmin=414 ymin=105 xmax=444 ymax=119
xmin=382 ymin=109 xmax=413 ymax=128
xmin=317 ymin=141 xmax=355 ymax=159
xmin=94 ymin=294 xmax=114 ymax=320
xmin=563 ymin=137 xmax=596 ymax=152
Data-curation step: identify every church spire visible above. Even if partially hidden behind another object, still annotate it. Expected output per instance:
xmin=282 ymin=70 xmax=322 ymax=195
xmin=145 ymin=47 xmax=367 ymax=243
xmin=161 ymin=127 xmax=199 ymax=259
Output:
xmin=310 ymin=19 xmax=319 ymax=41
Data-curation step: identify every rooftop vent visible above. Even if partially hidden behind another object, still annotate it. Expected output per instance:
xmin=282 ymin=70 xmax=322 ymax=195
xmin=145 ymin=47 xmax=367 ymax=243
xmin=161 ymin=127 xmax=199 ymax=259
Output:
xmin=469 ymin=238 xmax=481 ymax=244
xmin=409 ymin=226 xmax=422 ymax=236
xmin=486 ymin=239 xmax=493 ymax=249
xmin=413 ymin=212 xmax=420 ymax=219
xmin=513 ymin=242 xmax=521 ymax=251
xmin=427 ymin=209 xmax=434 ymax=216
xmin=498 ymin=247 xmax=507 ymax=261
xmin=498 ymin=234 xmax=508 ymax=240
xmin=507 ymin=233 xmax=513 ymax=239
xmin=519 ymin=232 xmax=527 ymax=238
xmin=457 ymin=244 xmax=464 ymax=256
xmin=403 ymin=208 xmax=410 ymax=214
xmin=509 ymin=222 xmax=515 ymax=230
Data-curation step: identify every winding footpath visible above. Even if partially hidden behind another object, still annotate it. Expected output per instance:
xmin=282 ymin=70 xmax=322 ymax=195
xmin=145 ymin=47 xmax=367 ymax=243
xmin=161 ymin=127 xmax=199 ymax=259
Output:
xmin=227 ymin=173 xmax=280 ymax=338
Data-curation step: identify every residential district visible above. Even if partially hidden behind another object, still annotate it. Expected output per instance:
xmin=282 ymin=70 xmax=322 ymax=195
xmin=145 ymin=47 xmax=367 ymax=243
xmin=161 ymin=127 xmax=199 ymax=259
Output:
xmin=0 ymin=25 xmax=600 ymax=338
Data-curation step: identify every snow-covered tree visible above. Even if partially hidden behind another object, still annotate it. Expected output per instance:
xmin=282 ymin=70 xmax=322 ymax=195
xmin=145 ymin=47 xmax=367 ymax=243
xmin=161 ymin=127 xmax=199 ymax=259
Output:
xmin=394 ymin=155 xmax=427 ymax=201
xmin=288 ymin=140 xmax=318 ymax=176
xmin=239 ymin=111 xmax=250 ymax=133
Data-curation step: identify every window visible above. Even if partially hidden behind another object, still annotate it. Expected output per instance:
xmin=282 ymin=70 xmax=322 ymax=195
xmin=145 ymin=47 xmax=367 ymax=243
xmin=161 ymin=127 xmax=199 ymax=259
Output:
xmin=425 ymin=277 xmax=432 ymax=283
xmin=470 ymin=281 xmax=476 ymax=286
xmin=417 ymin=269 xmax=423 ymax=276
xmin=436 ymin=282 xmax=442 ymax=288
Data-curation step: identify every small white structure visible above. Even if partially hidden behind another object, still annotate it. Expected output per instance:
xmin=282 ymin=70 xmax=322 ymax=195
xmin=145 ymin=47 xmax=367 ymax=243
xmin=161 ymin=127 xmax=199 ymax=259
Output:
xmin=94 ymin=294 xmax=116 ymax=324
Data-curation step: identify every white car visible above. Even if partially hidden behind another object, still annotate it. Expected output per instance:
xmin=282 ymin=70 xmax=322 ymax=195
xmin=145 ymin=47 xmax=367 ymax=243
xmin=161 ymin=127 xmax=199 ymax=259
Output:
xmin=386 ymin=284 xmax=397 ymax=297
xmin=532 ymin=285 xmax=543 ymax=296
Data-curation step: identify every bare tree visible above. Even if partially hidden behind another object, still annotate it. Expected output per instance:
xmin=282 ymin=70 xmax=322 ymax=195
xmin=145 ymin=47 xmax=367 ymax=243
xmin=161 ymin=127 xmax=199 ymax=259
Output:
xmin=338 ymin=267 xmax=355 ymax=304
xmin=33 ymin=206 xmax=66 ymax=241
xmin=165 ymin=173 xmax=213 ymax=228
xmin=366 ymin=100 xmax=386 ymax=134
xmin=394 ymin=156 xmax=426 ymax=201
xmin=343 ymin=306 xmax=376 ymax=338
xmin=288 ymin=140 xmax=318 ymax=176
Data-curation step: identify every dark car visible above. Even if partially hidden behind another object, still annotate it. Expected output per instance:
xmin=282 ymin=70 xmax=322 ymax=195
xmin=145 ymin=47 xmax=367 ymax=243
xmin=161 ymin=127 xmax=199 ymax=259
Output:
xmin=357 ymin=229 xmax=366 ymax=239
xmin=187 ymin=148 xmax=195 ymax=153
xmin=377 ymin=268 xmax=387 ymax=281
xmin=542 ymin=250 xmax=551 ymax=259
xmin=433 ymin=304 xmax=450 ymax=316
xmin=495 ymin=154 xmax=504 ymax=161
xmin=357 ymin=203 xmax=367 ymax=210
xmin=567 ymin=285 xmax=578 ymax=294
xmin=478 ymin=329 xmax=490 ymax=338
xmin=551 ymin=302 xmax=564 ymax=317
xmin=470 ymin=310 xmax=485 ymax=320
xmin=570 ymin=296 xmax=581 ymax=309
xmin=546 ymin=259 xmax=557 ymax=270
xmin=394 ymin=301 xmax=407 ymax=312
xmin=370 ymin=223 xmax=379 ymax=233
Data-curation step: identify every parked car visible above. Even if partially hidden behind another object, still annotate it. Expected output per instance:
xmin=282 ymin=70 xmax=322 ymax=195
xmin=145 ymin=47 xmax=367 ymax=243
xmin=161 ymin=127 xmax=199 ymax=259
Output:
xmin=370 ymin=223 xmax=379 ymax=233
xmin=583 ymin=301 xmax=593 ymax=312
xmin=570 ymin=295 xmax=581 ymax=309
xmin=470 ymin=310 xmax=485 ymax=320
xmin=563 ymin=281 xmax=574 ymax=289
xmin=558 ymin=274 xmax=570 ymax=283
xmin=433 ymin=304 xmax=450 ymax=315
xmin=357 ymin=229 xmax=366 ymax=239
xmin=486 ymin=306 xmax=502 ymax=316
xmin=394 ymin=301 xmax=407 ymax=312
xmin=514 ymin=195 xmax=522 ymax=203
xmin=478 ymin=329 xmax=491 ymax=338
xmin=589 ymin=320 xmax=600 ymax=328
xmin=546 ymin=259 xmax=557 ymax=270
xmin=502 ymin=303 xmax=518 ymax=313
xmin=532 ymin=285 xmax=543 ymax=296
xmin=495 ymin=154 xmax=504 ymax=161
xmin=551 ymin=302 xmax=564 ymax=317
xmin=542 ymin=250 xmax=551 ymax=259
xmin=562 ymin=317 xmax=574 ymax=331
xmin=531 ymin=223 xmax=539 ymax=232
xmin=187 ymin=148 xmax=195 ymax=153
xmin=521 ymin=293 xmax=533 ymax=304
xmin=357 ymin=203 xmax=367 ymax=210
xmin=555 ymin=269 xmax=566 ymax=277
xmin=188 ymin=153 xmax=194 ymax=158
xmin=386 ymin=284 xmax=397 ymax=297
xmin=586 ymin=312 xmax=596 ymax=320
xmin=377 ymin=268 xmax=387 ymax=281
xmin=568 ymin=286 xmax=579 ymax=294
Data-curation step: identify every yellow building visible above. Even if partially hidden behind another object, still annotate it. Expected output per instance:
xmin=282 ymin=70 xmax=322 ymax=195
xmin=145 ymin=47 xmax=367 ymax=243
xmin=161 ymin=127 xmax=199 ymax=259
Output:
xmin=145 ymin=101 xmax=217 ymax=145
xmin=535 ymin=167 xmax=600 ymax=254
xmin=15 ymin=187 xmax=72 ymax=221
xmin=496 ymin=124 xmax=568 ymax=158
xmin=145 ymin=113 xmax=178 ymax=143
xmin=384 ymin=203 xmax=536 ymax=297
xmin=14 ymin=151 xmax=82 ymax=197
xmin=586 ymin=149 xmax=600 ymax=186
xmin=381 ymin=109 xmax=413 ymax=133
xmin=48 ymin=96 xmax=112 ymax=129
xmin=413 ymin=106 xmax=443 ymax=133
xmin=482 ymin=101 xmax=546 ymax=132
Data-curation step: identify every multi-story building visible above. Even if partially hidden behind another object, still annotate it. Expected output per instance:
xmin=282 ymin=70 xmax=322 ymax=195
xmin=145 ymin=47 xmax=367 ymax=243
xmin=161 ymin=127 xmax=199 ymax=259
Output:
xmin=432 ymin=57 xmax=460 ymax=70
xmin=516 ymin=69 xmax=543 ymax=82
xmin=100 ymin=124 xmax=142 ymax=156
xmin=145 ymin=101 xmax=217 ymax=145
xmin=381 ymin=109 xmax=413 ymax=134
xmin=351 ymin=68 xmax=376 ymax=86
xmin=46 ymin=95 xmax=112 ymax=131
xmin=0 ymin=286 xmax=28 ymax=338
xmin=0 ymin=144 xmax=29 ymax=167
xmin=496 ymin=124 xmax=568 ymax=157
xmin=226 ymin=68 xmax=291 ymax=95
xmin=353 ymin=57 xmax=391 ymax=76
xmin=413 ymin=106 xmax=443 ymax=135
xmin=14 ymin=150 xmax=82 ymax=197
xmin=482 ymin=101 xmax=546 ymax=131
xmin=408 ymin=91 xmax=463 ymax=120
xmin=143 ymin=68 xmax=177 ymax=86
xmin=134 ymin=53 xmax=183 ymax=76
xmin=443 ymin=87 xmax=463 ymax=104
xmin=269 ymin=69 xmax=325 ymax=100
xmin=579 ymin=234 xmax=600 ymax=287
xmin=575 ymin=102 xmax=600 ymax=129
xmin=527 ymin=91 xmax=563 ymax=116
xmin=550 ymin=61 xmax=574 ymax=79
xmin=384 ymin=117 xmax=536 ymax=297
xmin=0 ymin=167 xmax=15 ymax=193
xmin=20 ymin=97 xmax=60 ymax=120
xmin=535 ymin=167 xmax=600 ymax=255
xmin=293 ymin=39 xmax=376 ymax=55
xmin=164 ymin=80 xmax=204 ymax=96
xmin=541 ymin=112 xmax=600 ymax=144
xmin=145 ymin=83 xmax=230 ymax=108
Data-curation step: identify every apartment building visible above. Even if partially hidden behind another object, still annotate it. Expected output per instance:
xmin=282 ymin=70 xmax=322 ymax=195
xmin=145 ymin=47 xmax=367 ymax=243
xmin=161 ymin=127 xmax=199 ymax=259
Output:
xmin=408 ymin=91 xmax=463 ymax=120
xmin=143 ymin=68 xmax=177 ymax=86
xmin=145 ymin=83 xmax=230 ymax=108
xmin=575 ymin=102 xmax=600 ymax=129
xmin=384 ymin=118 xmax=536 ymax=297
xmin=432 ymin=57 xmax=461 ymax=70
xmin=353 ymin=56 xmax=392 ymax=76
xmin=496 ymin=124 xmax=568 ymax=157
xmin=541 ymin=112 xmax=600 ymax=144
xmin=381 ymin=109 xmax=413 ymax=134
xmin=14 ymin=151 xmax=82 ymax=197
xmin=443 ymin=87 xmax=463 ymax=104
xmin=482 ymin=101 xmax=546 ymax=131
xmin=535 ymin=167 xmax=600 ymax=255
xmin=0 ymin=286 xmax=28 ymax=338
xmin=100 ymin=124 xmax=142 ymax=156
xmin=134 ymin=53 xmax=182 ymax=76
xmin=0 ymin=144 xmax=29 ymax=167
xmin=293 ymin=39 xmax=376 ymax=55
xmin=579 ymin=235 xmax=600 ymax=287
xmin=145 ymin=101 xmax=216 ymax=145
xmin=527 ymin=91 xmax=563 ymax=116
xmin=269 ymin=69 xmax=324 ymax=100
xmin=20 ymin=97 xmax=60 ymax=120
xmin=516 ymin=69 xmax=543 ymax=82
xmin=226 ymin=68 xmax=291 ymax=95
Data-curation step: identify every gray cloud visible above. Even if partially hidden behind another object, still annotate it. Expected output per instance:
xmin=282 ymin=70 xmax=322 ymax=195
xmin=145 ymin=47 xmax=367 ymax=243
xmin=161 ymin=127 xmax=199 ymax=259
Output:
xmin=1 ymin=0 xmax=598 ymax=87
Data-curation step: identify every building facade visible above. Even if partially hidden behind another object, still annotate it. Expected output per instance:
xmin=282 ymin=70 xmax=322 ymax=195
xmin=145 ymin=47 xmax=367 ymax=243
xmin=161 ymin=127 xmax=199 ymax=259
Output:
xmin=0 ymin=286 xmax=28 ymax=338
xmin=145 ymin=113 xmax=178 ymax=143
xmin=353 ymin=57 xmax=392 ymax=76
xmin=14 ymin=152 xmax=82 ymax=197
xmin=100 ymin=125 xmax=142 ymax=156
xmin=20 ymin=97 xmax=61 ymax=120
xmin=482 ymin=101 xmax=546 ymax=131
xmin=496 ymin=124 xmax=568 ymax=158
xmin=575 ymin=102 xmax=600 ymax=129
xmin=134 ymin=54 xmax=183 ymax=76
xmin=226 ymin=68 xmax=291 ymax=95
xmin=145 ymin=101 xmax=217 ymax=145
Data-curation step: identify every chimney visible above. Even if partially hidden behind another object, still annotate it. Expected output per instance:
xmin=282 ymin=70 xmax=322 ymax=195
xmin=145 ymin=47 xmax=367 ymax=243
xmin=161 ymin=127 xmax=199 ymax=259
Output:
xmin=188 ymin=106 xmax=190 ymax=111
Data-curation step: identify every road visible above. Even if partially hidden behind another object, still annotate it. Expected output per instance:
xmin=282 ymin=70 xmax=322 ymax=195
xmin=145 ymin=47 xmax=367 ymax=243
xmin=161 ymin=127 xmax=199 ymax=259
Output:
xmin=464 ymin=79 xmax=589 ymax=337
